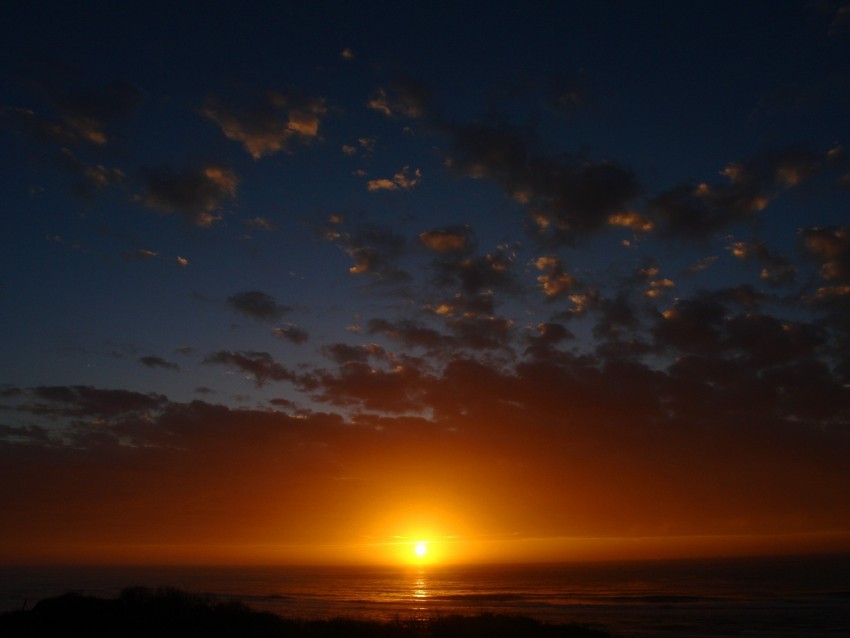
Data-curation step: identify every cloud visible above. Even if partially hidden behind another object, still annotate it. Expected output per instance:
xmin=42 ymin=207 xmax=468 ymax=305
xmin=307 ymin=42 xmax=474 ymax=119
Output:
xmin=419 ymin=226 xmax=473 ymax=254
xmin=307 ymin=360 xmax=431 ymax=413
xmin=123 ymin=248 xmax=157 ymax=261
xmin=244 ymin=217 xmax=275 ymax=231
xmin=8 ymin=79 xmax=142 ymax=148
xmin=367 ymin=79 xmax=431 ymax=119
xmin=650 ymin=147 xmax=838 ymax=239
xmin=138 ymin=164 xmax=237 ymax=226
xmin=727 ymin=239 xmax=797 ymax=286
xmin=331 ymin=223 xmax=410 ymax=282
xmin=366 ymin=166 xmax=422 ymax=191
xmin=524 ymin=322 xmax=574 ymax=358
xmin=432 ymin=245 xmax=519 ymax=296
xmin=204 ymin=351 xmax=296 ymax=386
xmin=52 ymin=147 xmax=125 ymax=198
xmin=272 ymin=323 xmax=309 ymax=344
xmin=227 ymin=291 xmax=291 ymax=322
xmin=533 ymin=256 xmax=577 ymax=299
xmin=444 ymin=122 xmax=640 ymax=243
xmin=27 ymin=385 xmax=167 ymax=420
xmin=139 ymin=356 xmax=179 ymax=371
xmin=368 ymin=318 xmax=456 ymax=352
xmin=203 ymin=89 xmax=327 ymax=159
xmin=653 ymin=295 xmax=727 ymax=354
xmin=801 ymin=225 xmax=850 ymax=282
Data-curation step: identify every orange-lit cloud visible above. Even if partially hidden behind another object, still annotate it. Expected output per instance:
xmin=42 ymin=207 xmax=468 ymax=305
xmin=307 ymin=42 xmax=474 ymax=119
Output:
xmin=367 ymin=166 xmax=422 ymax=191
xmin=203 ymin=90 xmax=327 ymax=159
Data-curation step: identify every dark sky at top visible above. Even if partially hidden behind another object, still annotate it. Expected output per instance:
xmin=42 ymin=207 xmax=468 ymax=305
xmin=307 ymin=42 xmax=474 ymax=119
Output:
xmin=1 ymin=1 xmax=849 ymax=564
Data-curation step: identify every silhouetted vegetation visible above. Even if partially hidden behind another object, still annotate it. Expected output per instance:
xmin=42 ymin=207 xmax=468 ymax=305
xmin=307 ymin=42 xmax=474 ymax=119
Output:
xmin=0 ymin=588 xmax=612 ymax=638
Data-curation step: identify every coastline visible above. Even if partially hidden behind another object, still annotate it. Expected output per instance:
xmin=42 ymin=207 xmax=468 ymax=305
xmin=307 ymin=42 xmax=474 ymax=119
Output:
xmin=0 ymin=587 xmax=611 ymax=638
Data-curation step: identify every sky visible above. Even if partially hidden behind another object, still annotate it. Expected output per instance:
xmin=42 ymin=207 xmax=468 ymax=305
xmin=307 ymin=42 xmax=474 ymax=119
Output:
xmin=1 ymin=1 xmax=850 ymax=566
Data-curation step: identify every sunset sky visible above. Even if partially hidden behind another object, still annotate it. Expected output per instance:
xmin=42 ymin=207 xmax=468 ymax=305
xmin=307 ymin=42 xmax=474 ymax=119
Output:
xmin=2 ymin=1 xmax=849 ymax=566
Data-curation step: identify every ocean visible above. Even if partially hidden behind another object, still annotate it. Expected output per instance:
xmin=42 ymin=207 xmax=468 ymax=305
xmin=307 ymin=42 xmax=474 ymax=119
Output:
xmin=1 ymin=555 xmax=849 ymax=637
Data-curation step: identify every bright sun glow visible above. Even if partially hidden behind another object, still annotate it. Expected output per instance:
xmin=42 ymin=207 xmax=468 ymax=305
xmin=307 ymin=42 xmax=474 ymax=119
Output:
xmin=414 ymin=541 xmax=428 ymax=557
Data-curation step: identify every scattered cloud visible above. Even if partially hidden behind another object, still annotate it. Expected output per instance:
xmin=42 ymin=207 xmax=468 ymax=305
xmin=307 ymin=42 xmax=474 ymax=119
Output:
xmin=273 ymin=323 xmax=309 ymax=344
xmin=139 ymin=356 xmax=180 ymax=371
xmin=650 ymin=147 xmax=840 ymax=240
xmin=368 ymin=79 xmax=431 ymax=119
xmin=123 ymin=248 xmax=158 ymax=261
xmin=419 ymin=226 xmax=473 ymax=254
xmin=244 ymin=216 xmax=275 ymax=231
xmin=533 ymin=256 xmax=577 ymax=299
xmin=7 ymin=79 xmax=142 ymax=148
xmin=204 ymin=350 xmax=296 ymax=386
xmin=333 ymin=223 xmax=410 ymax=282
xmin=138 ymin=164 xmax=237 ymax=226
xmin=801 ymin=225 xmax=850 ymax=282
xmin=227 ymin=291 xmax=291 ymax=322
xmin=203 ymin=89 xmax=327 ymax=159
xmin=727 ymin=239 xmax=797 ymax=286
xmin=27 ymin=385 xmax=167 ymax=420
xmin=367 ymin=166 xmax=422 ymax=191
xmin=444 ymin=122 xmax=640 ymax=243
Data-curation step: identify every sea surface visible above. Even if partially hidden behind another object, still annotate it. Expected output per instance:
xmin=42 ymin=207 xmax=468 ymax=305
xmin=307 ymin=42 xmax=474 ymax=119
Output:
xmin=1 ymin=555 xmax=849 ymax=637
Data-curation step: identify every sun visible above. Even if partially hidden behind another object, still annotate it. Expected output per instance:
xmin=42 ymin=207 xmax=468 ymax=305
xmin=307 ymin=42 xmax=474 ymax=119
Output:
xmin=414 ymin=541 xmax=428 ymax=558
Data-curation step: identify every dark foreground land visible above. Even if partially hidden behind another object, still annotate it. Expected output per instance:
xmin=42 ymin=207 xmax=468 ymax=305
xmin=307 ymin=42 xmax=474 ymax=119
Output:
xmin=0 ymin=587 xmax=612 ymax=638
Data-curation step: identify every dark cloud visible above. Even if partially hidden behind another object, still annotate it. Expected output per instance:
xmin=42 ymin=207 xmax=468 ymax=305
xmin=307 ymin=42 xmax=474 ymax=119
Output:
xmin=138 ymin=164 xmax=238 ymax=227
xmin=368 ymin=318 xmax=455 ymax=353
xmin=336 ymin=224 xmax=410 ymax=282
xmin=653 ymin=295 xmax=729 ymax=354
xmin=725 ymin=314 xmax=825 ymax=367
xmin=7 ymin=79 xmax=141 ymax=148
xmin=321 ymin=342 xmax=386 ymax=365
xmin=368 ymin=78 xmax=432 ymax=119
xmin=715 ymin=284 xmax=769 ymax=309
xmin=123 ymin=248 xmax=158 ymax=261
xmin=0 ymin=424 xmax=53 ymax=444
xmin=801 ymin=224 xmax=850 ymax=282
xmin=203 ymin=88 xmax=327 ymax=159
xmin=728 ymin=239 xmax=797 ymax=286
xmin=51 ymin=147 xmax=125 ymax=198
xmin=272 ymin=323 xmax=309 ymax=344
xmin=227 ymin=291 xmax=291 ymax=322
xmin=524 ymin=323 xmax=574 ymax=358
xmin=307 ymin=360 xmax=430 ymax=413
xmin=368 ymin=305 xmax=515 ymax=355
xmin=204 ymin=351 xmax=296 ymax=386
xmin=653 ymin=292 xmax=827 ymax=368
xmin=431 ymin=245 xmax=519 ymax=297
xmin=444 ymin=122 xmax=640 ymax=243
xmin=139 ymin=356 xmax=180 ymax=371
xmin=650 ymin=147 xmax=839 ymax=240
xmin=445 ymin=315 xmax=515 ymax=352
xmin=27 ymin=385 xmax=166 ymax=419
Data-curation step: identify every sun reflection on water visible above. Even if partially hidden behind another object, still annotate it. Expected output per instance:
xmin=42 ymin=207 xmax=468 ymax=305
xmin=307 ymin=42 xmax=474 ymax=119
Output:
xmin=412 ymin=570 xmax=428 ymax=600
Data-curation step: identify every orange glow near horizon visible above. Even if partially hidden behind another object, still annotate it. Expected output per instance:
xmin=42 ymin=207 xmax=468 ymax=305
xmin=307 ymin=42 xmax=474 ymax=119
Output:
xmin=3 ymin=529 xmax=850 ymax=567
